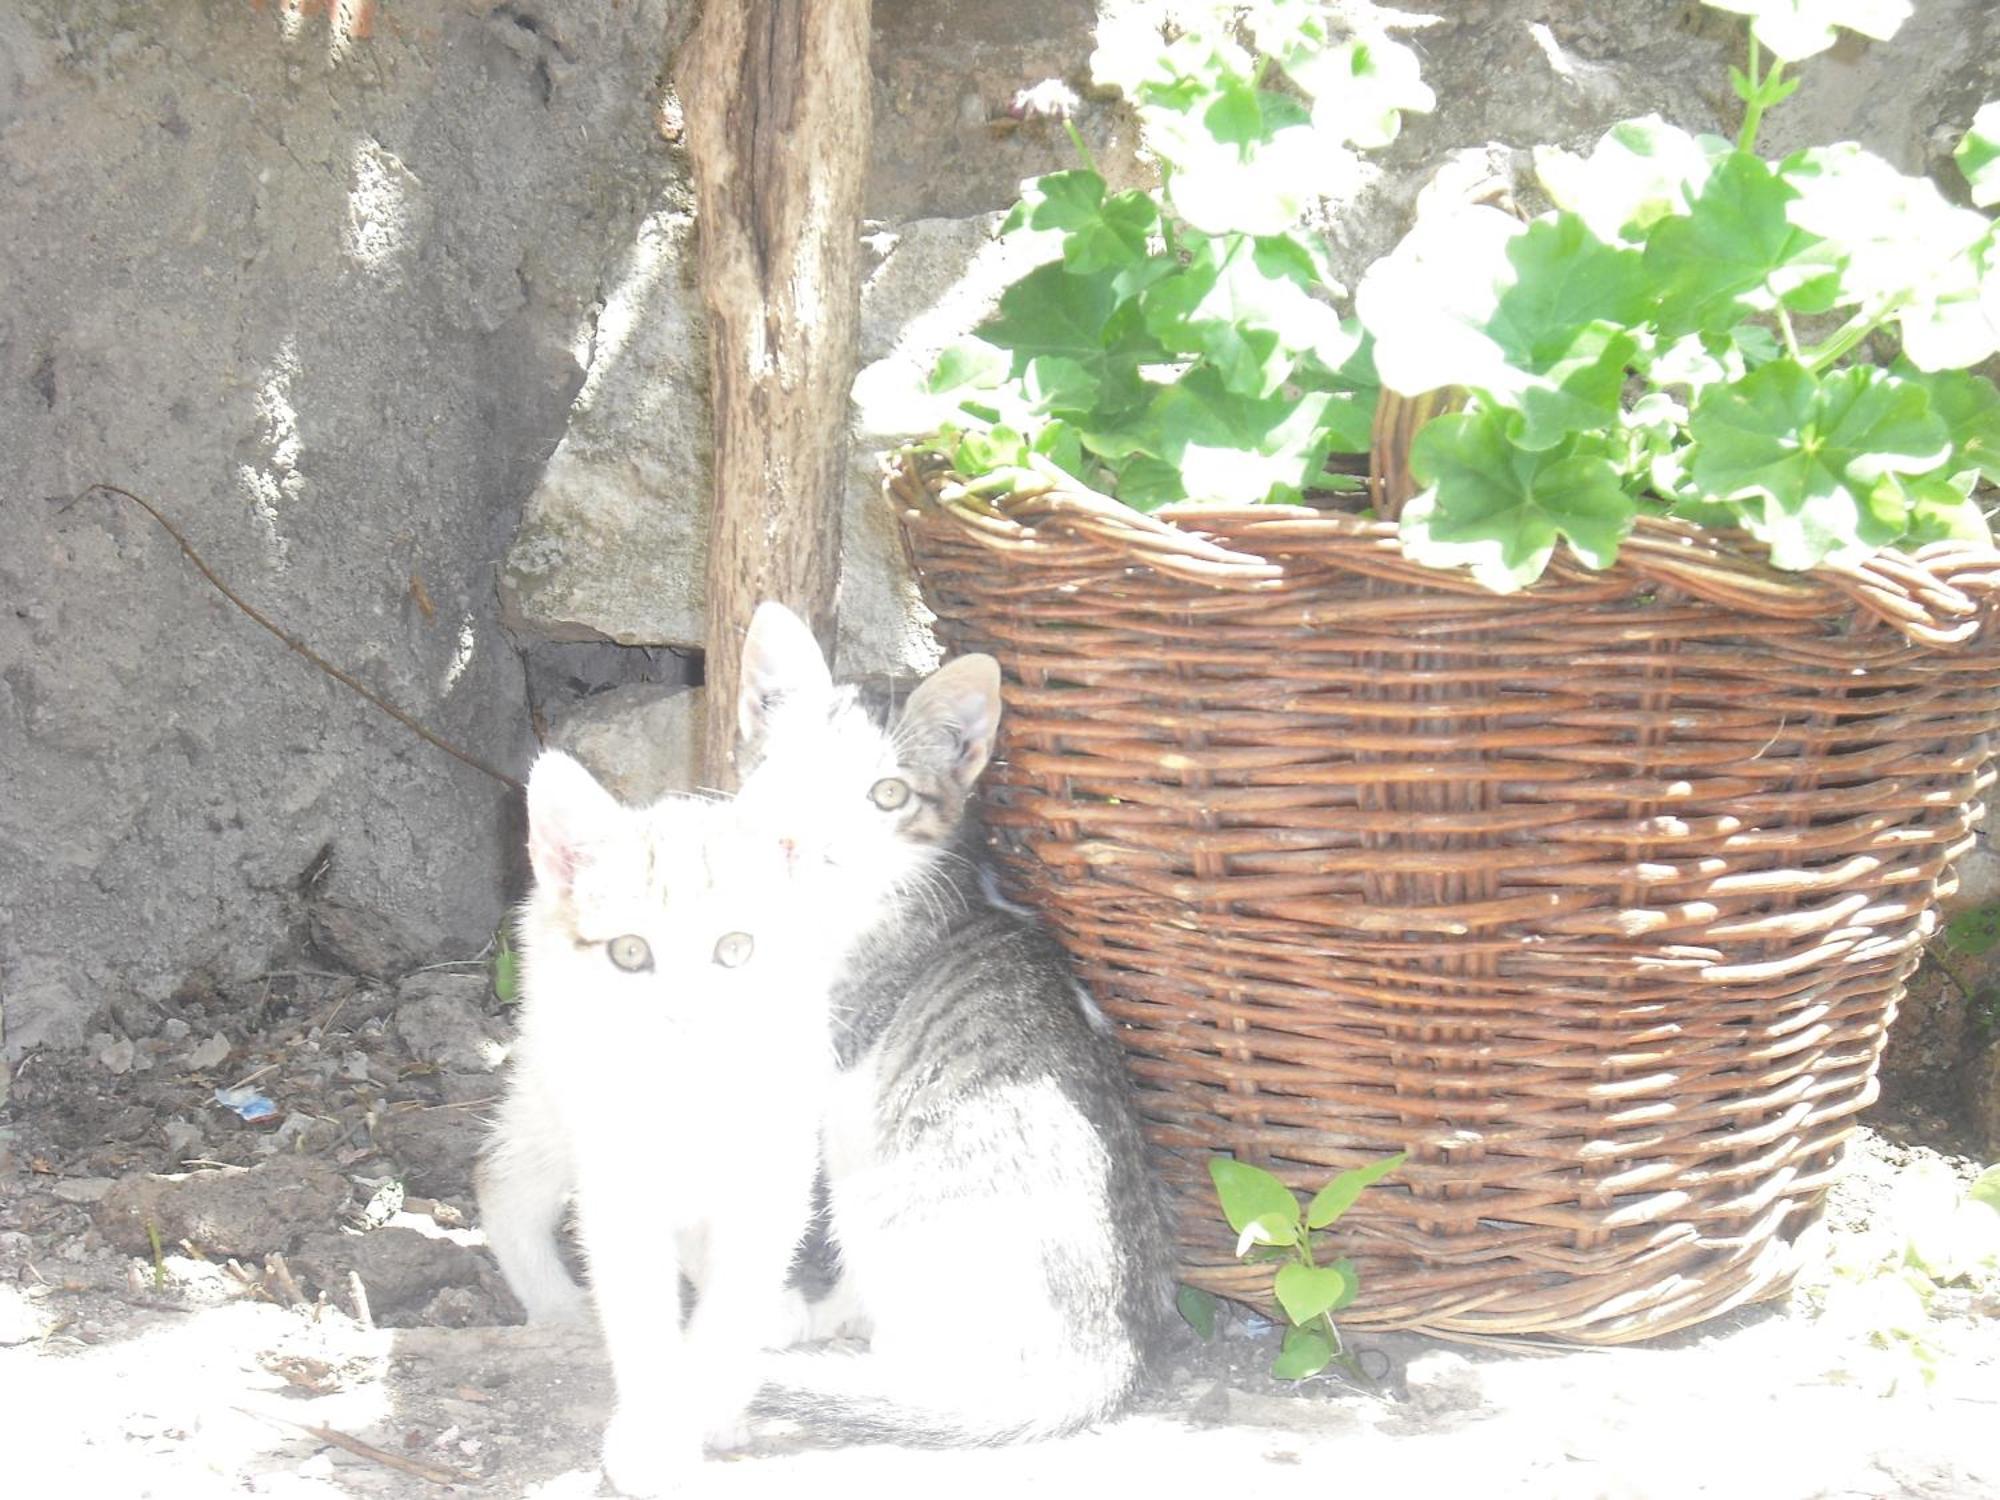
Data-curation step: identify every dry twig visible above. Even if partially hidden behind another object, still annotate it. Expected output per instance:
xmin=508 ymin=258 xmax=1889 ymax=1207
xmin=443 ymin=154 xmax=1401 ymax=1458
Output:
xmin=73 ymin=482 xmax=523 ymax=792
xmin=233 ymin=1407 xmax=470 ymax=1486
xmin=265 ymin=1252 xmax=307 ymax=1309
xmin=347 ymin=1269 xmax=376 ymax=1332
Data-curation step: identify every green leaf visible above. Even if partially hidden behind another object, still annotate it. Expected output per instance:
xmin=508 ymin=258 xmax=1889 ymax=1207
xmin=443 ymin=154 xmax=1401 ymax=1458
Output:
xmin=1356 ymin=205 xmax=1522 ymax=396
xmin=1157 ymin=112 xmax=1325 ymax=236
xmin=1644 ymin=150 xmax=1817 ymax=337
xmin=1201 ymin=74 xmax=1267 ymax=147
xmin=1074 ymin=192 xmax=1161 ymax=275
xmin=1688 ymin=361 xmax=1952 ymax=569
xmin=1274 ymin=1260 xmax=1358 ymax=1325
xmin=1893 ymin=232 xmax=2000 ymax=375
xmin=1897 ymin=474 xmax=1993 ymax=546
xmin=1780 ymin=144 xmax=1995 ymax=367
xmin=1360 ymin=209 xmax=1646 ymax=445
xmin=1508 ymin=320 xmax=1643 ymax=452
xmin=979 ymin=262 xmax=1163 ymax=414
xmin=1626 ymin=393 xmax=1695 ymax=502
xmin=1005 ymin=170 xmax=1164 ymax=277
xmin=1290 ymin=33 xmax=1435 ymax=150
xmin=1149 ymin=372 xmax=1338 ymax=506
xmin=1087 ymin=7 xmax=1185 ymax=99
xmin=1209 ymin=1157 xmax=1303 ymax=1240
xmin=982 ymin=262 xmax=1118 ymax=366
xmin=1306 ymin=1151 xmax=1408 ymax=1228
xmin=1648 ymin=332 xmax=1746 ymax=395
xmin=1141 ymin=247 xmax=1282 ymax=398
xmin=927 ymin=340 xmax=1010 ymax=397
xmin=1237 ymin=1211 xmax=1301 ymax=1255
xmin=1318 ymin=392 xmax=1378 ymax=455
xmin=1699 ymin=0 xmax=1912 ymax=63
xmin=1402 ymin=411 xmax=1635 ymax=591
xmin=1535 ymin=116 xmax=1723 ymax=244
xmin=1244 ymin=0 xmax=1330 ymax=65
xmin=1957 ymin=102 xmax=2000 ymax=208
xmin=1141 ymin=235 xmax=1349 ymax=399
xmin=1177 ymin=1284 xmax=1220 ymax=1340
xmin=1944 ymin=903 xmax=2000 ymax=957
xmin=1895 ymin=366 xmax=2000 ymax=487
xmin=1778 ymin=261 xmax=1843 ymax=317
xmin=1271 ymin=1323 xmax=1335 ymax=1381
xmin=1969 ymin=1165 xmax=2000 ymax=1214
xmin=954 ymin=424 xmax=1033 ymax=475
xmin=1032 ymin=420 xmax=1089 ymax=482
xmin=1113 ymin=454 xmax=1187 ymax=512
xmin=1021 ymin=355 xmax=1102 ymax=418
xmin=1735 ymin=323 xmax=1784 ymax=368
xmin=1491 ymin=214 xmax=1653 ymax=364
xmin=492 ymin=938 xmax=519 ymax=1005
xmin=1007 ymin=169 xmax=1109 ymax=234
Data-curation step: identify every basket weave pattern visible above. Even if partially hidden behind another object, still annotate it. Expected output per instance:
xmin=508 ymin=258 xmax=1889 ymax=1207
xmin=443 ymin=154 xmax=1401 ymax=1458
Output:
xmin=890 ymin=442 xmax=2000 ymax=1343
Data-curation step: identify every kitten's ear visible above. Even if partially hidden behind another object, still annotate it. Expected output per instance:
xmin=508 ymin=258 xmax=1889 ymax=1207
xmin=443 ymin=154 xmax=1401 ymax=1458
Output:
xmin=525 ymin=750 xmax=624 ymax=893
xmin=738 ymin=601 xmax=834 ymax=747
xmin=898 ymin=653 xmax=1003 ymax=791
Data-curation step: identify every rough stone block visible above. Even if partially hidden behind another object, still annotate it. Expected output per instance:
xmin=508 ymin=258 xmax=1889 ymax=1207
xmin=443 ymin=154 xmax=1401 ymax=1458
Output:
xmin=545 ymin=684 xmax=706 ymax=805
xmin=94 ymin=1157 xmax=351 ymax=1259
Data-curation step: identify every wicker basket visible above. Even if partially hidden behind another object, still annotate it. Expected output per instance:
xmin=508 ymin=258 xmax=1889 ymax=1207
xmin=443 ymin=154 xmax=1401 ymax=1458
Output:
xmin=888 ymin=392 xmax=2000 ymax=1344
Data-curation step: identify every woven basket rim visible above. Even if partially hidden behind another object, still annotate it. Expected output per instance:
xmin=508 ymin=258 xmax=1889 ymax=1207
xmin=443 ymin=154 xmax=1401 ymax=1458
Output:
xmin=886 ymin=446 xmax=2000 ymax=651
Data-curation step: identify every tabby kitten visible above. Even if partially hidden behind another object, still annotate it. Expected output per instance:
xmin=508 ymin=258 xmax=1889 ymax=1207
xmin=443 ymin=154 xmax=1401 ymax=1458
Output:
xmin=476 ymin=751 xmax=839 ymax=1496
xmin=732 ymin=602 xmax=1176 ymax=1442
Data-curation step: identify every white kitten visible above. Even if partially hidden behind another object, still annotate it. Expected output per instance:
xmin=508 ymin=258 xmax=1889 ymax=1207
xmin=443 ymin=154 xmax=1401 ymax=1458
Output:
xmin=476 ymin=751 xmax=840 ymax=1495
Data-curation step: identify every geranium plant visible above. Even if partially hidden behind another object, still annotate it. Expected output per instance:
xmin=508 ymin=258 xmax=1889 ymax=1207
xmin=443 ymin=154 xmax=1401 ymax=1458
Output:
xmin=925 ymin=0 xmax=1431 ymax=509
xmin=923 ymin=0 xmax=2000 ymax=592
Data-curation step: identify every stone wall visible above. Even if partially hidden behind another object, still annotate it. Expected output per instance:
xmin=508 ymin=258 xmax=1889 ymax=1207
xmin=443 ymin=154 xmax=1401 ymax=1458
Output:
xmin=0 ymin=0 xmax=690 ymax=1053
xmin=3 ymin=0 xmax=1996 ymax=1099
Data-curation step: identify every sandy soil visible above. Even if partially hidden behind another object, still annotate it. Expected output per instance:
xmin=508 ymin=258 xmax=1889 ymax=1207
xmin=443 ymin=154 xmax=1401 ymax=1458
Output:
xmin=2 ymin=968 xmax=1995 ymax=1499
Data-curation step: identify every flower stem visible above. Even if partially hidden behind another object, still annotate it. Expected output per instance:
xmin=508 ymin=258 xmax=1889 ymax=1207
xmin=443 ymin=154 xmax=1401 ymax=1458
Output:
xmin=1736 ymin=39 xmax=1786 ymax=154
xmin=1801 ymin=305 xmax=1897 ymax=373
xmin=1774 ymin=303 xmax=1802 ymax=362
xmin=1064 ymin=118 xmax=1098 ymax=176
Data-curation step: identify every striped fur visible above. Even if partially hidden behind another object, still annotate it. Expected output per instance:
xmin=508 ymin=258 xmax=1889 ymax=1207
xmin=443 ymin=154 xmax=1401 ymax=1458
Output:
xmin=733 ymin=604 xmax=1177 ymax=1445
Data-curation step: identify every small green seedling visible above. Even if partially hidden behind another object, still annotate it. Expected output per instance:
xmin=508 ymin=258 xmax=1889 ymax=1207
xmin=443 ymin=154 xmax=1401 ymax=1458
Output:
xmin=1207 ymin=1150 xmax=1406 ymax=1380
xmin=491 ymin=930 xmax=520 ymax=1006
xmin=145 ymin=1218 xmax=167 ymax=1291
xmin=1176 ymin=1283 xmax=1219 ymax=1340
xmin=1942 ymin=901 xmax=2000 ymax=959
xmin=1807 ymin=1160 xmax=2000 ymax=1391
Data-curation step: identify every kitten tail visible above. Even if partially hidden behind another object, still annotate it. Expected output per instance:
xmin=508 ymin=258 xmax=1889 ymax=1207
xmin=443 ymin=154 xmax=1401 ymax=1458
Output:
xmin=751 ymin=1346 xmax=1133 ymax=1448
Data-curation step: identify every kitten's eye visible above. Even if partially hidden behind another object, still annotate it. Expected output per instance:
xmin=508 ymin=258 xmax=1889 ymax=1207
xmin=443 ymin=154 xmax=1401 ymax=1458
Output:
xmin=869 ymin=776 xmax=911 ymax=811
xmin=607 ymin=935 xmax=652 ymax=972
xmin=713 ymin=931 xmax=755 ymax=968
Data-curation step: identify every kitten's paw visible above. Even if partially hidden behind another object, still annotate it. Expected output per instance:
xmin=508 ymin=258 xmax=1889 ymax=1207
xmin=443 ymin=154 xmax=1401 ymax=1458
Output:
xmin=807 ymin=1303 xmax=872 ymax=1341
xmin=773 ymin=1287 xmax=815 ymax=1347
xmin=689 ymin=1369 xmax=757 ymax=1452
xmin=524 ymin=1284 xmax=592 ymax=1326
xmin=703 ymin=1410 xmax=753 ymax=1453
xmin=601 ymin=1412 xmax=698 ymax=1497
xmin=804 ymin=1281 xmax=872 ymax=1342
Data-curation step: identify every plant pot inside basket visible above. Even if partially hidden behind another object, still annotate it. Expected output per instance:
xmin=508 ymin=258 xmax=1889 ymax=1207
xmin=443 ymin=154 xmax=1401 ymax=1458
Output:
xmin=887 ymin=435 xmax=2000 ymax=1344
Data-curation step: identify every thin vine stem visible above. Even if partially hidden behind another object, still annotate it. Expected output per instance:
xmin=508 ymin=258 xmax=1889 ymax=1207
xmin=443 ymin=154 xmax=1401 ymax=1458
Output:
xmin=71 ymin=483 xmax=525 ymax=792
xmin=1774 ymin=302 xmax=1803 ymax=362
xmin=1737 ymin=37 xmax=1780 ymax=153
xmin=1063 ymin=117 xmax=1098 ymax=177
xmin=1801 ymin=303 xmax=1901 ymax=372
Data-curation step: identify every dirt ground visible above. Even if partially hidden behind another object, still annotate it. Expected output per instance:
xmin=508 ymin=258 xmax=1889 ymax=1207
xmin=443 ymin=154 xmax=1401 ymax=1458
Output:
xmin=2 ymin=967 xmax=1996 ymax=1499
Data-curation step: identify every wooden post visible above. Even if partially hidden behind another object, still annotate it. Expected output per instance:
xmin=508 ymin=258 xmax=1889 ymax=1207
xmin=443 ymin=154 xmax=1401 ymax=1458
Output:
xmin=681 ymin=0 xmax=873 ymax=789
